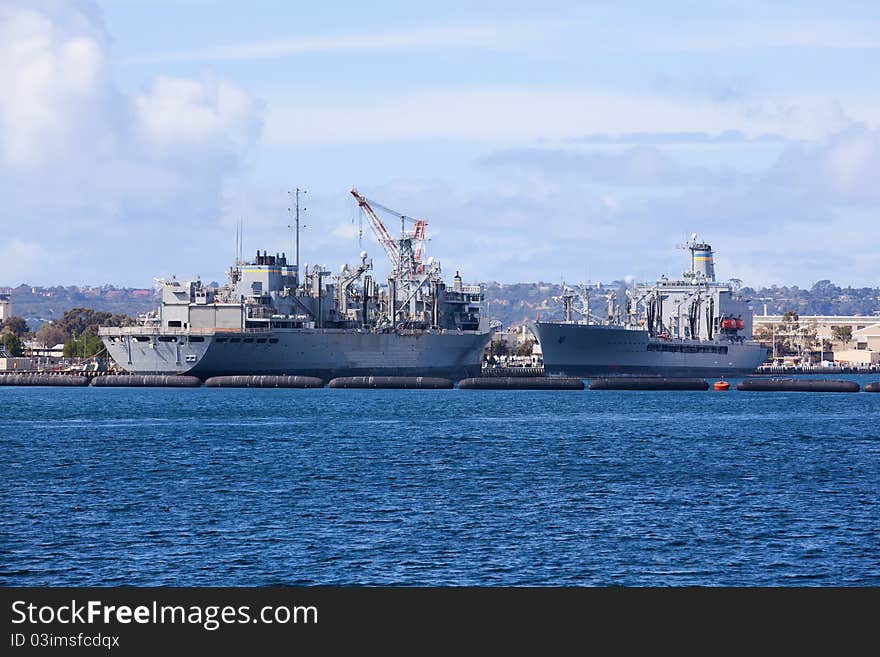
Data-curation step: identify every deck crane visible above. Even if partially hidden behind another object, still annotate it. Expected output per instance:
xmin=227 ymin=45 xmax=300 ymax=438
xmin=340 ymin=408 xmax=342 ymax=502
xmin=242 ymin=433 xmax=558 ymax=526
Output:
xmin=411 ymin=219 xmax=427 ymax=263
xmin=349 ymin=188 xmax=428 ymax=271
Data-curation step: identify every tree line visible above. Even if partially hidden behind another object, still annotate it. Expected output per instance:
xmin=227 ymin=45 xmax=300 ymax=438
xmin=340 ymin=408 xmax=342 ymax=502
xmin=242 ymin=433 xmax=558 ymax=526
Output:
xmin=0 ymin=308 xmax=132 ymax=358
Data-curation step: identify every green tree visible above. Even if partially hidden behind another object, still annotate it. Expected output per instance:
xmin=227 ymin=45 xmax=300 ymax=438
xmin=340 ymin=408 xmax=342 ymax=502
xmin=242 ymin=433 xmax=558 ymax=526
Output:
xmin=753 ymin=323 xmax=785 ymax=356
xmin=831 ymin=325 xmax=852 ymax=345
xmin=35 ymin=322 xmax=68 ymax=348
xmin=779 ymin=311 xmax=800 ymax=355
xmin=63 ymin=330 xmax=104 ymax=358
xmin=1 ymin=316 xmax=30 ymax=337
xmin=821 ymin=338 xmax=833 ymax=355
xmin=56 ymin=308 xmax=131 ymax=338
xmin=801 ymin=320 xmax=819 ymax=361
xmin=1 ymin=331 xmax=24 ymax=357
xmin=753 ymin=324 xmax=774 ymax=344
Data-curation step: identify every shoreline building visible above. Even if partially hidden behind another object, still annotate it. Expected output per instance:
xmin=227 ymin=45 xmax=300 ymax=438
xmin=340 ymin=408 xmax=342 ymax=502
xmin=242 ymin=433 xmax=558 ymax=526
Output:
xmin=0 ymin=288 xmax=11 ymax=321
xmin=753 ymin=314 xmax=880 ymax=366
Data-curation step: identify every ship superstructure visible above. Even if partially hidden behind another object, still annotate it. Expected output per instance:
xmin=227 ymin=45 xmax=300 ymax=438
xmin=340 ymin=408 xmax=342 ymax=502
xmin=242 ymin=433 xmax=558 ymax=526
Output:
xmin=100 ymin=190 xmax=491 ymax=379
xmin=535 ymin=239 xmax=771 ymax=377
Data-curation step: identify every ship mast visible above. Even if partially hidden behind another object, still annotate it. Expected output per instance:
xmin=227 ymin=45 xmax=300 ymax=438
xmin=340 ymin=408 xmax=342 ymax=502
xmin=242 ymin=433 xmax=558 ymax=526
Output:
xmin=288 ymin=188 xmax=306 ymax=286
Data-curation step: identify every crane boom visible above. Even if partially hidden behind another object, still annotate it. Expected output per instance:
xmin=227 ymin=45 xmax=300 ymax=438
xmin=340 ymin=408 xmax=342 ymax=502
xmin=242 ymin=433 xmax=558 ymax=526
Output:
xmin=350 ymin=188 xmax=430 ymax=272
xmin=350 ymin=188 xmax=399 ymax=267
xmin=412 ymin=219 xmax=427 ymax=261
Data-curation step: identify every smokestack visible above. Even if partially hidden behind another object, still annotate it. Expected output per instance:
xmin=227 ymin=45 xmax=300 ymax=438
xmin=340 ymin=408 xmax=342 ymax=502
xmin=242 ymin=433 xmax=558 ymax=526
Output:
xmin=690 ymin=243 xmax=715 ymax=282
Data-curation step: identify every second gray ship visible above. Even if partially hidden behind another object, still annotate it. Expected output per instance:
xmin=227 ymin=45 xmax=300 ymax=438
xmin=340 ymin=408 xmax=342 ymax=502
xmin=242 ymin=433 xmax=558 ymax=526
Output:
xmin=100 ymin=189 xmax=492 ymax=380
xmin=535 ymin=239 xmax=771 ymax=377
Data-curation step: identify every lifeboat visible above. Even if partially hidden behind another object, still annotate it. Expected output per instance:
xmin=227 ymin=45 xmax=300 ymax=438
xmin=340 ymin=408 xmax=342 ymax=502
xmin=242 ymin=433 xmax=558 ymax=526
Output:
xmin=735 ymin=318 xmax=745 ymax=330
xmin=720 ymin=318 xmax=738 ymax=330
xmin=713 ymin=380 xmax=730 ymax=391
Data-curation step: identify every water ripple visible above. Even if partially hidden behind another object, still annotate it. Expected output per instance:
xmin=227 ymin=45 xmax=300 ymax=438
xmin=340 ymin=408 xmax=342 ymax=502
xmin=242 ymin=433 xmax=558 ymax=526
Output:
xmin=1 ymin=382 xmax=878 ymax=586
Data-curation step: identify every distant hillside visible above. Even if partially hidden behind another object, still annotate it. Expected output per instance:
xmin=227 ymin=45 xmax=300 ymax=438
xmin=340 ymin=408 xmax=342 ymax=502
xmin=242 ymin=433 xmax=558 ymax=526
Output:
xmin=8 ymin=284 xmax=160 ymax=327
xmin=482 ymin=279 xmax=880 ymax=328
xmin=739 ymin=281 xmax=880 ymax=317
xmin=5 ymin=279 xmax=879 ymax=330
xmin=482 ymin=282 xmax=569 ymax=327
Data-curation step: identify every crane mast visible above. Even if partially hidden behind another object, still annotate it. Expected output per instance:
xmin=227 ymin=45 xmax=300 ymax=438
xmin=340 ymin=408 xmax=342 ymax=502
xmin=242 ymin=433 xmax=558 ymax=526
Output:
xmin=350 ymin=188 xmax=400 ymax=268
xmin=350 ymin=188 xmax=428 ymax=273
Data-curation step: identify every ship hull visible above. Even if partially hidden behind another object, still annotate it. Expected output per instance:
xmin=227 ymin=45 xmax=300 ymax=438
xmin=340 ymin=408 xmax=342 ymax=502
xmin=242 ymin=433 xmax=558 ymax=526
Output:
xmin=535 ymin=322 xmax=770 ymax=377
xmin=102 ymin=329 xmax=491 ymax=381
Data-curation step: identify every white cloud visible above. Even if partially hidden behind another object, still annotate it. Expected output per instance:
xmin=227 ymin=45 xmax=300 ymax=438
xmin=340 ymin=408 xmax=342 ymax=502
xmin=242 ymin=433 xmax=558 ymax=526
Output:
xmin=127 ymin=17 xmax=880 ymax=66
xmin=134 ymin=76 xmax=261 ymax=155
xmin=0 ymin=239 xmax=53 ymax=284
xmin=0 ymin=1 xmax=113 ymax=167
xmin=570 ymin=130 xmax=788 ymax=145
xmin=265 ymin=87 xmax=879 ymax=146
xmin=339 ymin=126 xmax=880 ymax=288
xmin=478 ymin=146 xmax=742 ymax=186
xmin=1 ymin=3 xmax=877 ymax=291
xmin=647 ymin=22 xmax=880 ymax=52
xmin=0 ymin=1 xmax=263 ymax=286
xmin=130 ymin=22 xmax=549 ymax=64
xmin=767 ymin=124 xmax=880 ymax=205
xmin=331 ymin=222 xmax=361 ymax=241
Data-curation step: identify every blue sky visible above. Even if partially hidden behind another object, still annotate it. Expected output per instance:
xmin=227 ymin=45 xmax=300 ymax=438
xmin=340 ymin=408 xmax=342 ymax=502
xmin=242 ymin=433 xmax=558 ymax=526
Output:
xmin=1 ymin=0 xmax=879 ymax=287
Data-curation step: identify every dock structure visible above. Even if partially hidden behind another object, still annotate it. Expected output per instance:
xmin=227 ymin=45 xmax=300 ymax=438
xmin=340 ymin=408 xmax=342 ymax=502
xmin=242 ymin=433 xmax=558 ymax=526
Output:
xmin=0 ymin=373 xmax=90 ymax=386
xmin=328 ymin=376 xmax=453 ymax=389
xmin=459 ymin=377 xmax=583 ymax=390
xmin=91 ymin=375 xmax=202 ymax=387
xmin=481 ymin=366 xmax=545 ymax=378
xmin=205 ymin=375 xmax=324 ymax=388
xmin=737 ymin=379 xmax=860 ymax=393
xmin=588 ymin=378 xmax=708 ymax=391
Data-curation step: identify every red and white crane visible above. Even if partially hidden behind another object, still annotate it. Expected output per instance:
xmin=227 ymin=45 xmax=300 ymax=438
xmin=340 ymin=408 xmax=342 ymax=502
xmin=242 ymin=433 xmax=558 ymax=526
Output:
xmin=350 ymin=188 xmax=428 ymax=272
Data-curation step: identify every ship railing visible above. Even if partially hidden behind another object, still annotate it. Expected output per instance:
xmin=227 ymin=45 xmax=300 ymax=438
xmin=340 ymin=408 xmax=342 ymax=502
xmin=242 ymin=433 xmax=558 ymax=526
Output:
xmin=393 ymin=327 xmax=450 ymax=335
xmin=98 ymin=326 xmax=272 ymax=336
xmin=99 ymin=324 xmax=485 ymax=337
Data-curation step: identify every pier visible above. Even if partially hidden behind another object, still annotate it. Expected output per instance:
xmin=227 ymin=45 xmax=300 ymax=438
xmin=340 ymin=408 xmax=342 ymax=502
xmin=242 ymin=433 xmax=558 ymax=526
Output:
xmin=481 ymin=366 xmax=545 ymax=377
xmin=92 ymin=375 xmax=202 ymax=387
xmin=328 ymin=376 xmax=453 ymax=389
xmin=756 ymin=364 xmax=880 ymax=375
xmin=205 ymin=375 xmax=325 ymax=388
xmin=459 ymin=377 xmax=584 ymax=390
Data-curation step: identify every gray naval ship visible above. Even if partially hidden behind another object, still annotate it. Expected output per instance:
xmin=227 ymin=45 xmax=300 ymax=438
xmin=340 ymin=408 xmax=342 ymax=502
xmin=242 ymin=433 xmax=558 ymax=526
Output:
xmin=535 ymin=239 xmax=771 ymax=377
xmin=100 ymin=190 xmax=492 ymax=380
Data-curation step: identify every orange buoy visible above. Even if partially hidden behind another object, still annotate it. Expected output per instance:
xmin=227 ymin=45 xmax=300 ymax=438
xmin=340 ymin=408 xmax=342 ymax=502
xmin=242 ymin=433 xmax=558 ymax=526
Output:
xmin=713 ymin=381 xmax=730 ymax=391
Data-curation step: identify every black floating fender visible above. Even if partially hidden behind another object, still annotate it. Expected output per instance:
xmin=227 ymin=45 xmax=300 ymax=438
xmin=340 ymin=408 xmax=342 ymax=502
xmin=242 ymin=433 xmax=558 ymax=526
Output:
xmin=204 ymin=375 xmax=324 ymax=388
xmin=328 ymin=376 xmax=453 ymax=389
xmin=91 ymin=375 xmax=202 ymax=387
xmin=736 ymin=378 xmax=860 ymax=393
xmin=865 ymin=382 xmax=880 ymax=393
xmin=588 ymin=377 xmax=708 ymax=391
xmin=458 ymin=377 xmax=584 ymax=390
xmin=0 ymin=374 xmax=90 ymax=386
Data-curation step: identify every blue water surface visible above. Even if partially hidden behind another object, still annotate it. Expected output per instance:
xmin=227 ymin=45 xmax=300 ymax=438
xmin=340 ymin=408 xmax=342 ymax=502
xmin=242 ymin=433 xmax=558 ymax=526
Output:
xmin=2 ymin=376 xmax=879 ymax=586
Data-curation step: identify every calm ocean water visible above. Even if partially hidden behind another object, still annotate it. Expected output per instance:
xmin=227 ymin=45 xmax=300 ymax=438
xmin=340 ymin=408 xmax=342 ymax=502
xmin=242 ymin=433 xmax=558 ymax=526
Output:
xmin=2 ymin=376 xmax=879 ymax=586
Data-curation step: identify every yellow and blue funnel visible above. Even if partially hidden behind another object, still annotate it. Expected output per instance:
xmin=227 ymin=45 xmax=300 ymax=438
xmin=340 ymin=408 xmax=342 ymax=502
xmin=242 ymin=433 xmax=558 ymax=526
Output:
xmin=690 ymin=243 xmax=715 ymax=281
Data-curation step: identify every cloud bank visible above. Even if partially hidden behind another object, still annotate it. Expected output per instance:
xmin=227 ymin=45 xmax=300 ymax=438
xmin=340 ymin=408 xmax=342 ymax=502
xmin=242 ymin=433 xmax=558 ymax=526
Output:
xmin=1 ymin=2 xmax=877 ymax=290
xmin=0 ymin=0 xmax=262 ymax=283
